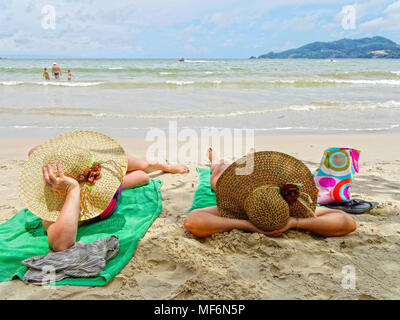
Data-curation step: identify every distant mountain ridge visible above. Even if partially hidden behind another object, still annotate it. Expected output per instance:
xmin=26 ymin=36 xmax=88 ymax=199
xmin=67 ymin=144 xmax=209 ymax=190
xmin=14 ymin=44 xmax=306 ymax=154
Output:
xmin=257 ymin=36 xmax=400 ymax=59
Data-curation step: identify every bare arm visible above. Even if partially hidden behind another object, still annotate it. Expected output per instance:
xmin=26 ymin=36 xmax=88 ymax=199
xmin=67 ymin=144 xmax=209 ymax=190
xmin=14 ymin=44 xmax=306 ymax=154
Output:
xmin=45 ymin=186 xmax=80 ymax=251
xmin=296 ymin=210 xmax=356 ymax=236
xmin=184 ymin=206 xmax=269 ymax=237
xmin=185 ymin=206 xmax=356 ymax=238
xmin=265 ymin=208 xmax=356 ymax=237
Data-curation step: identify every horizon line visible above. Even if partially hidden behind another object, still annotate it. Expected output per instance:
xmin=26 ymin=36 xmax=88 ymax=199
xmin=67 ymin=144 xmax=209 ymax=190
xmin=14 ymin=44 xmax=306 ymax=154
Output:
xmin=0 ymin=57 xmax=249 ymax=60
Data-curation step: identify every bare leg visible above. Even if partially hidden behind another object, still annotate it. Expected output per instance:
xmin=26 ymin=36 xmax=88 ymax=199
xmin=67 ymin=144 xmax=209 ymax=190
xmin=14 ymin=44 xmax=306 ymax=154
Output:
xmin=210 ymin=162 xmax=228 ymax=190
xmin=28 ymin=148 xmax=187 ymax=190
xmin=122 ymin=170 xmax=150 ymax=190
xmin=208 ymin=147 xmax=255 ymax=190
xmin=207 ymin=147 xmax=222 ymax=172
xmin=28 ymin=145 xmax=40 ymax=157
xmin=121 ymin=155 xmax=189 ymax=189
xmin=127 ymin=155 xmax=189 ymax=174
xmin=207 ymin=148 xmax=228 ymax=190
xmin=29 ymin=147 xmax=189 ymax=174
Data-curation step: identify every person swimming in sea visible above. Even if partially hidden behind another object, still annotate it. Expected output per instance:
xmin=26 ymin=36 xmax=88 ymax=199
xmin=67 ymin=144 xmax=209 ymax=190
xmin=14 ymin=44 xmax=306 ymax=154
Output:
xmin=43 ymin=68 xmax=50 ymax=81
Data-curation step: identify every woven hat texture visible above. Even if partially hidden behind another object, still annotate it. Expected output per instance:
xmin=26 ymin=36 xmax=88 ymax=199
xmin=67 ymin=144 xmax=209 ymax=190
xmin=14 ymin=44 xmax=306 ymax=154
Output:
xmin=19 ymin=131 xmax=128 ymax=222
xmin=216 ymin=151 xmax=317 ymax=230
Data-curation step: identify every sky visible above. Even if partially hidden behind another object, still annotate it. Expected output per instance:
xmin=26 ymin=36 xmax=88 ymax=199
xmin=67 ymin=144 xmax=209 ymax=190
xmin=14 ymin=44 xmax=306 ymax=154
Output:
xmin=1 ymin=0 xmax=400 ymax=58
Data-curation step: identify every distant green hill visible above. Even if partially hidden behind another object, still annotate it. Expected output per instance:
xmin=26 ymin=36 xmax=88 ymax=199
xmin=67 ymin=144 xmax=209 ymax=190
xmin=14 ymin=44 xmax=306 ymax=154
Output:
xmin=257 ymin=36 xmax=400 ymax=59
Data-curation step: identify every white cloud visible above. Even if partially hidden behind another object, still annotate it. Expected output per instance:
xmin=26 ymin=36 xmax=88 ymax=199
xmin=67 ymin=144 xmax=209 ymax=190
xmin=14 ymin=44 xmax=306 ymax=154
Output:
xmin=281 ymin=13 xmax=321 ymax=32
xmin=176 ymin=25 xmax=201 ymax=40
xmin=385 ymin=0 xmax=400 ymax=14
xmin=202 ymin=9 xmax=244 ymax=28
xmin=267 ymin=40 xmax=302 ymax=53
xmin=358 ymin=0 xmax=400 ymax=31
xmin=222 ymin=39 xmax=235 ymax=47
xmin=0 ymin=0 xmax=397 ymax=58
xmin=261 ymin=20 xmax=278 ymax=30
xmin=321 ymin=1 xmax=396 ymax=34
xmin=183 ymin=43 xmax=209 ymax=55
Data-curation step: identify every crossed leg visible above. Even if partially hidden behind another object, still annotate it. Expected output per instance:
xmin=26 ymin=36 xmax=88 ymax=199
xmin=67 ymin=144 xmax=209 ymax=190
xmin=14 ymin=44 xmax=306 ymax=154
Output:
xmin=28 ymin=145 xmax=189 ymax=190
xmin=209 ymin=147 xmax=255 ymax=190
xmin=123 ymin=155 xmax=189 ymax=189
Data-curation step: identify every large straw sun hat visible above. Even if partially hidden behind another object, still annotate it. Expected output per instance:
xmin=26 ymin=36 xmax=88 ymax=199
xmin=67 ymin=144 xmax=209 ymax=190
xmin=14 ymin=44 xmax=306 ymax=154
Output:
xmin=216 ymin=151 xmax=317 ymax=231
xmin=19 ymin=131 xmax=128 ymax=222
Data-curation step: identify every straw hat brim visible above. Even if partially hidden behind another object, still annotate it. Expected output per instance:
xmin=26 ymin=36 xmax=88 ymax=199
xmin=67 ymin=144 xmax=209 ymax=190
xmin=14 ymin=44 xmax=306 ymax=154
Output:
xmin=216 ymin=151 xmax=317 ymax=220
xmin=19 ymin=131 xmax=128 ymax=222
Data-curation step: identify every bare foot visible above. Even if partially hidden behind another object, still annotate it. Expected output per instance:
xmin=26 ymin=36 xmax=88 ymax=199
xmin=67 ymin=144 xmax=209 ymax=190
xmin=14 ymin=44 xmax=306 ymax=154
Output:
xmin=207 ymin=147 xmax=219 ymax=164
xmin=208 ymin=147 xmax=223 ymax=171
xmin=163 ymin=163 xmax=189 ymax=174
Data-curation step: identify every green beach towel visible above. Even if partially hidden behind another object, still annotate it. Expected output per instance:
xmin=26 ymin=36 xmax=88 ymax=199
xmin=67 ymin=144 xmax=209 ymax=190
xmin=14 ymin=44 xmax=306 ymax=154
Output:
xmin=0 ymin=179 xmax=162 ymax=286
xmin=188 ymin=168 xmax=216 ymax=213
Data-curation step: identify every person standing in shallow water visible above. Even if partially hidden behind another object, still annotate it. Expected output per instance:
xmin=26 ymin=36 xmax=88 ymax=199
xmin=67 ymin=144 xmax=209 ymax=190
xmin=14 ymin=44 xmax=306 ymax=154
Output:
xmin=43 ymin=68 xmax=50 ymax=81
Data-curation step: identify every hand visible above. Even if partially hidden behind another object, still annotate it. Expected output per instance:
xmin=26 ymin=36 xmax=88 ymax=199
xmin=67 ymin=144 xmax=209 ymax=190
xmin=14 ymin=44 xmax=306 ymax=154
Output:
xmin=243 ymin=220 xmax=280 ymax=236
xmin=264 ymin=217 xmax=298 ymax=237
xmin=43 ymin=162 xmax=79 ymax=196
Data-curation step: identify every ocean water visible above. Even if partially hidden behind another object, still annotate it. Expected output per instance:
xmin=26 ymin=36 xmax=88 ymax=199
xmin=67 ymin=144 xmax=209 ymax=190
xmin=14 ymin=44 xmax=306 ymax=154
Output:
xmin=0 ymin=58 xmax=400 ymax=138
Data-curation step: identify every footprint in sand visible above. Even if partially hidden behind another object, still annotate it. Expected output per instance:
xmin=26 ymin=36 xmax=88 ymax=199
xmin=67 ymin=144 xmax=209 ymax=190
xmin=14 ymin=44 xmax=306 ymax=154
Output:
xmin=0 ymin=204 xmax=14 ymax=210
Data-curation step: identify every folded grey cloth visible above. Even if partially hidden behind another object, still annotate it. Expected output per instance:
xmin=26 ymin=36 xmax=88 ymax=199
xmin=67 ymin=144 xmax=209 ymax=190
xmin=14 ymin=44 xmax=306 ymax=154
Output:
xmin=22 ymin=235 xmax=119 ymax=285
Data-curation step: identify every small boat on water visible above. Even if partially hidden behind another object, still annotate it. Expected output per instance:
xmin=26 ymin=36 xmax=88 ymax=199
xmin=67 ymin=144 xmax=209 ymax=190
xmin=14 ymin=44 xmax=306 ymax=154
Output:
xmin=178 ymin=58 xmax=184 ymax=62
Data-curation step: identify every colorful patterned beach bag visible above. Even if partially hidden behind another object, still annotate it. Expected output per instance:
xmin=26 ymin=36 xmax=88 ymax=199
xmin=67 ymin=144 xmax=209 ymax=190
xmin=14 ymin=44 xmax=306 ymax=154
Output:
xmin=313 ymin=147 xmax=360 ymax=205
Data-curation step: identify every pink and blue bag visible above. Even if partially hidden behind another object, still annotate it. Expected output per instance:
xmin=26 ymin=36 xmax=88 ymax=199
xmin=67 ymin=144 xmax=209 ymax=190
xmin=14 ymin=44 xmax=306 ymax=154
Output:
xmin=313 ymin=147 xmax=360 ymax=205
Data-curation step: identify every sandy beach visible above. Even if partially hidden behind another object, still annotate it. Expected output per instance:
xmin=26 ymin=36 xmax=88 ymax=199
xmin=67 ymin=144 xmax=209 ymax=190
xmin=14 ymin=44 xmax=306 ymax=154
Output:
xmin=0 ymin=133 xmax=399 ymax=300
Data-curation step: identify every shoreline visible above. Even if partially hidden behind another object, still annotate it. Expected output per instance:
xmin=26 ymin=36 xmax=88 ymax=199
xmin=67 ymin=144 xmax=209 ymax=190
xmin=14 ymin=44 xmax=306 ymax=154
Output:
xmin=1 ymin=133 xmax=399 ymax=163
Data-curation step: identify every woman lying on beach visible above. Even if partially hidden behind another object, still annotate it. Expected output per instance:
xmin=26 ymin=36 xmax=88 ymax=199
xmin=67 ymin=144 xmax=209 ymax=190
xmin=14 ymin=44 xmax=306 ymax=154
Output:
xmin=28 ymin=147 xmax=189 ymax=190
xmin=22 ymin=131 xmax=189 ymax=252
xmin=184 ymin=148 xmax=356 ymax=238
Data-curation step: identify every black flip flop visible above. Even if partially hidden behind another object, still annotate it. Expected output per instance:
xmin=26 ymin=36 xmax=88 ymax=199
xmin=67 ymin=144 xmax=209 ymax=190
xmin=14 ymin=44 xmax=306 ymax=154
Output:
xmin=324 ymin=199 xmax=378 ymax=214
